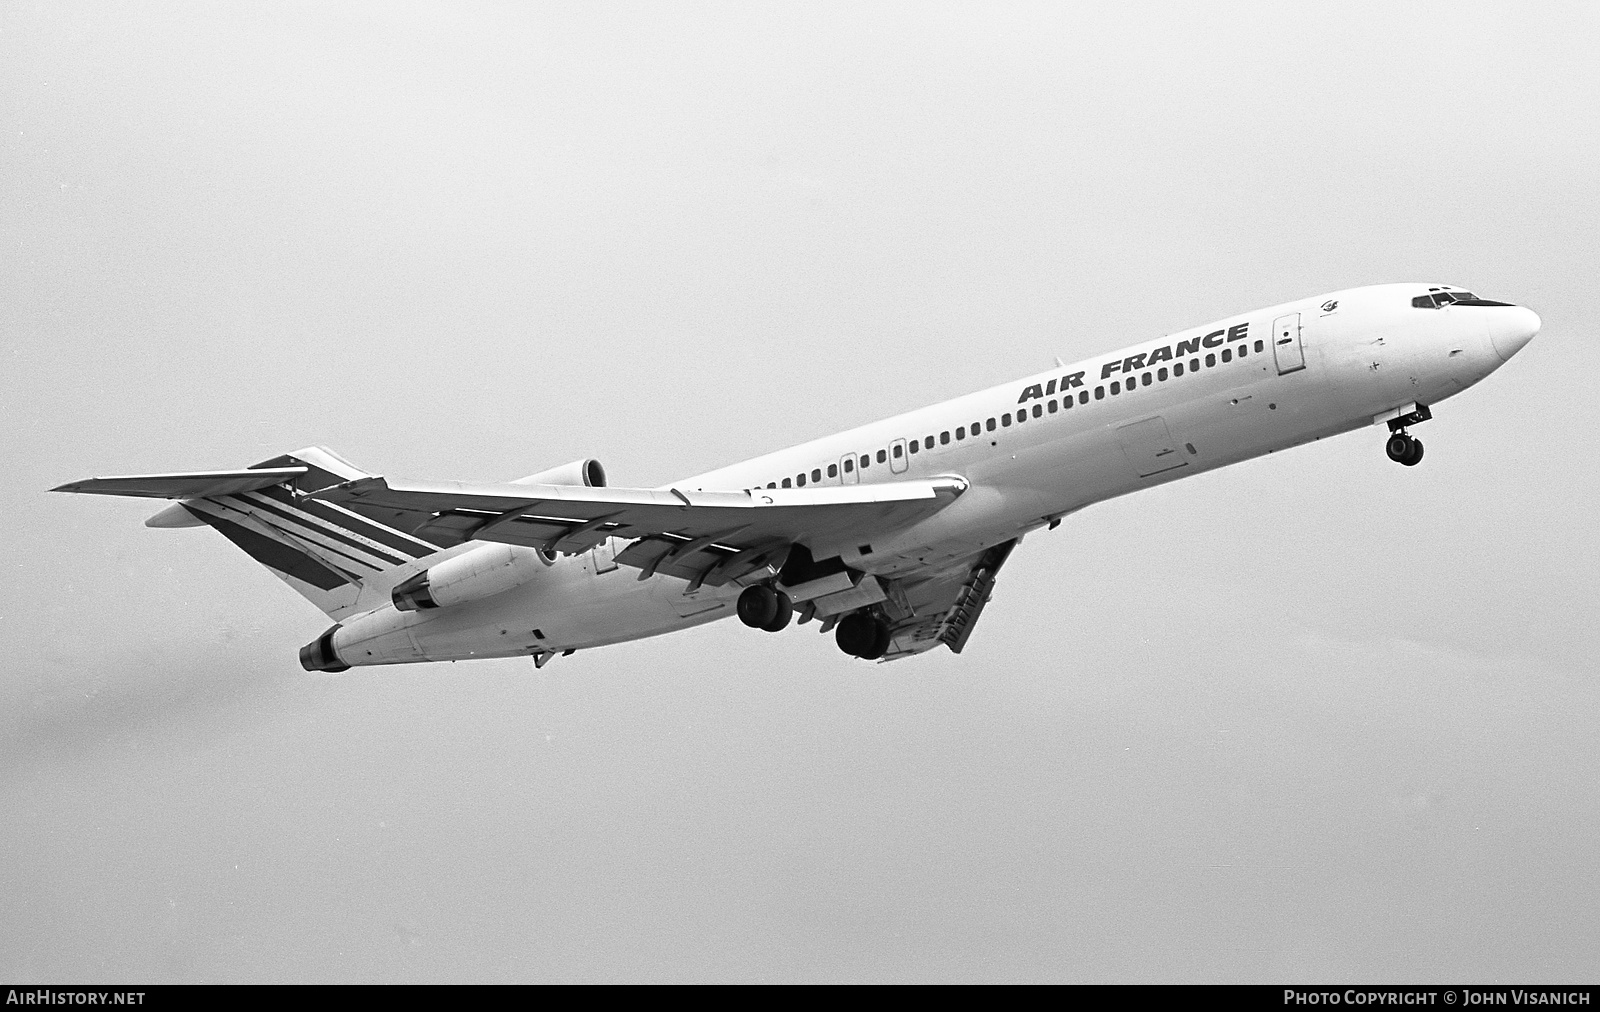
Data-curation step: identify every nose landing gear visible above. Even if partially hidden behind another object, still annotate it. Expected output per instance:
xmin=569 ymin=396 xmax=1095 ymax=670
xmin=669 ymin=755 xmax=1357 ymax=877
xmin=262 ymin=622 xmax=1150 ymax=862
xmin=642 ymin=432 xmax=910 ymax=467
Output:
xmin=1382 ymin=403 xmax=1431 ymax=467
xmin=1386 ymin=431 xmax=1424 ymax=466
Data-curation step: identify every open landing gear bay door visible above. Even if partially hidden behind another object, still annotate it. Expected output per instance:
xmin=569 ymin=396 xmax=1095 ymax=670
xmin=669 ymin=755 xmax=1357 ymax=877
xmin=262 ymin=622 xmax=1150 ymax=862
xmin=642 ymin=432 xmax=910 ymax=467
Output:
xmin=311 ymin=474 xmax=969 ymax=589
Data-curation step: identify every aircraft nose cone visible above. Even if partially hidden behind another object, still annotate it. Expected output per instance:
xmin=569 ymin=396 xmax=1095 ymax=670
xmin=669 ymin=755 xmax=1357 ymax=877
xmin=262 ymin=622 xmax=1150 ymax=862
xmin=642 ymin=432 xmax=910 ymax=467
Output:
xmin=1488 ymin=305 xmax=1540 ymax=361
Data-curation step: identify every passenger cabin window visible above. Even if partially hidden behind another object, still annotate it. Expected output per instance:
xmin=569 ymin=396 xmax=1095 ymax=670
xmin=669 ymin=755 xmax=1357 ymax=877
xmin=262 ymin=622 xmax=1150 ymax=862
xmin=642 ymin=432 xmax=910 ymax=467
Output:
xmin=782 ymin=478 xmax=792 ymax=488
xmin=1002 ymin=413 xmax=1012 ymax=426
xmin=1110 ymin=381 xmax=1120 ymax=395
xmin=1032 ymin=404 xmax=1042 ymax=417
xmin=797 ymin=474 xmax=806 ymax=486
xmin=1158 ymin=367 xmax=1168 ymax=380
xmin=1079 ymin=391 xmax=1088 ymax=404
xmin=811 ymin=469 xmax=821 ymax=482
xmin=1174 ymin=362 xmax=1184 ymax=376
xmin=986 ymin=418 xmax=996 ymax=431
xmin=827 ymin=464 xmax=838 ymax=478
xmin=924 ymin=436 xmax=934 ymax=449
xmin=940 ymin=431 xmax=950 ymax=445
xmin=956 ymin=426 xmax=965 ymax=439
xmin=878 ymin=449 xmax=888 ymax=463
xmin=1048 ymin=400 xmax=1057 ymax=413
xmin=860 ymin=455 xmax=870 ymax=468
xmin=1254 ymin=340 xmax=1264 ymax=352
xmin=1221 ymin=349 xmax=1232 ymax=362
xmin=1094 ymin=386 xmax=1104 ymax=400
xmin=1205 ymin=353 xmax=1216 ymax=367
xmin=908 ymin=441 xmax=919 ymax=454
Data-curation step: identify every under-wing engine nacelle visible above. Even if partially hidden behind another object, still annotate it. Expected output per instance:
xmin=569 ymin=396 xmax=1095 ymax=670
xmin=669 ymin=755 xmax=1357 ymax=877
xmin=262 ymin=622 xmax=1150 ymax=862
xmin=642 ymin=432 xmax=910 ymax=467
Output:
xmin=512 ymin=458 xmax=607 ymax=487
xmin=392 ymin=543 xmax=553 ymax=612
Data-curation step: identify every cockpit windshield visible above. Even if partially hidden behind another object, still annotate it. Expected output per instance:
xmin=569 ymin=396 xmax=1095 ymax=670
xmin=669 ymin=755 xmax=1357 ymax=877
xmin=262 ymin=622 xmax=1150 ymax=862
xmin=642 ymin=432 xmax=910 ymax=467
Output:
xmin=1412 ymin=289 xmax=1513 ymax=308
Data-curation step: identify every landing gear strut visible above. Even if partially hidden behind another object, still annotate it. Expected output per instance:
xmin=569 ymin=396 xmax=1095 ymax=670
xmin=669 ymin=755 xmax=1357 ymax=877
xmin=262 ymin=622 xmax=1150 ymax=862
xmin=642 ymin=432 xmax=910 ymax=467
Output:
xmin=737 ymin=585 xmax=793 ymax=632
xmin=835 ymin=611 xmax=891 ymax=660
xmin=1384 ymin=404 xmax=1430 ymax=467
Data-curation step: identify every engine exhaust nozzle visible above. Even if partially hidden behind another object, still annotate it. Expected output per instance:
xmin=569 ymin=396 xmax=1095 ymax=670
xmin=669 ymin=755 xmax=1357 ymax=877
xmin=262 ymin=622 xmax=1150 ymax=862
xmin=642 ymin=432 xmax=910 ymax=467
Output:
xmin=299 ymin=625 xmax=350 ymax=672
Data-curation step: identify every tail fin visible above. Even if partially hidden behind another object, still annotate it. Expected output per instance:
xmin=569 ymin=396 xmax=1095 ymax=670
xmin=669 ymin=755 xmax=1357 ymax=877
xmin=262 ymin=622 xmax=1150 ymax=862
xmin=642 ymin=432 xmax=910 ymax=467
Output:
xmin=56 ymin=446 xmax=444 ymax=620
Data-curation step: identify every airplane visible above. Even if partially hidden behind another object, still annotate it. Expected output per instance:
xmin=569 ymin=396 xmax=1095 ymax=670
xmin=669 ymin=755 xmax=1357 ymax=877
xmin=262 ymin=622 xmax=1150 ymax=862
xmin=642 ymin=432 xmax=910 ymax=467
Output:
xmin=53 ymin=283 xmax=1539 ymax=670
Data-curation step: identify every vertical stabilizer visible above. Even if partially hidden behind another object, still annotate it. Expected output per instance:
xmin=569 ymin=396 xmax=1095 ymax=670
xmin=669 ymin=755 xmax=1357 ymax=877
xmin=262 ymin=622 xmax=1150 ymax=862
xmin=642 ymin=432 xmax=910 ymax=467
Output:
xmin=171 ymin=447 xmax=446 ymax=620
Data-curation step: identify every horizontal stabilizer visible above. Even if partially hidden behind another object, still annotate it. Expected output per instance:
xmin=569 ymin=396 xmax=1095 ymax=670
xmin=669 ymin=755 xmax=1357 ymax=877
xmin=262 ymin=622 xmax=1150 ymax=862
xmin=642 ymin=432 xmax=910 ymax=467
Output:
xmin=51 ymin=467 xmax=308 ymax=500
xmin=50 ymin=447 xmax=432 ymax=622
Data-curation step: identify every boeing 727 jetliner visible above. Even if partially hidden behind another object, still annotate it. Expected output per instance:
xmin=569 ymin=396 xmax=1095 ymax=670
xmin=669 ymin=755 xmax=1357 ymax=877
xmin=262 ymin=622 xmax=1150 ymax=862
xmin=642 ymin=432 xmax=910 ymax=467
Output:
xmin=55 ymin=283 xmax=1539 ymax=669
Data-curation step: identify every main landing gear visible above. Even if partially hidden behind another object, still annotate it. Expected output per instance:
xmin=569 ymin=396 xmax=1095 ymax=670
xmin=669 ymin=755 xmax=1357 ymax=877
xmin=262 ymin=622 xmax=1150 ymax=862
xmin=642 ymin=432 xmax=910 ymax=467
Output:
xmin=737 ymin=585 xmax=793 ymax=632
xmin=738 ymin=585 xmax=890 ymax=660
xmin=1383 ymin=403 xmax=1431 ymax=467
xmin=1386 ymin=431 xmax=1424 ymax=466
xmin=835 ymin=611 xmax=891 ymax=660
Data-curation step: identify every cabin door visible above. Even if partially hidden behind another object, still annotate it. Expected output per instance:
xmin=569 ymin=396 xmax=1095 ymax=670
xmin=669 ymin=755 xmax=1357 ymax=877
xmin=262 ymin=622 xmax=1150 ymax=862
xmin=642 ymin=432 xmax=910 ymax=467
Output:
xmin=591 ymin=537 xmax=618 ymax=574
xmin=889 ymin=438 xmax=909 ymax=474
xmin=841 ymin=452 xmax=860 ymax=484
xmin=1272 ymin=313 xmax=1306 ymax=374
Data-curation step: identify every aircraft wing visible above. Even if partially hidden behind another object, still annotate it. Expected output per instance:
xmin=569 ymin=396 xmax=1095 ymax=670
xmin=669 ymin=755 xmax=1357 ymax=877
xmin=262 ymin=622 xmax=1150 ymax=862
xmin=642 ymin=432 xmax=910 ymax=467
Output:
xmin=312 ymin=474 xmax=968 ymax=588
xmin=877 ymin=539 xmax=1017 ymax=660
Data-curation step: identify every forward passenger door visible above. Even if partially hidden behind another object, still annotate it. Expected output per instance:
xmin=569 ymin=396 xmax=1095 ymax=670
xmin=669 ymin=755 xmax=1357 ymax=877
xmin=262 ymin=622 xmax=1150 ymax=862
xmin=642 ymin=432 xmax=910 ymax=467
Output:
xmin=1272 ymin=313 xmax=1306 ymax=374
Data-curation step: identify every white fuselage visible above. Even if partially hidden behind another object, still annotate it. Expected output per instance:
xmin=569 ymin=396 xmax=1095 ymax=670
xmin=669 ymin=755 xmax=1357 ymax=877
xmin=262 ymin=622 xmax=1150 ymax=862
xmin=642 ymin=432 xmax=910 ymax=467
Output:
xmin=330 ymin=283 xmax=1537 ymax=665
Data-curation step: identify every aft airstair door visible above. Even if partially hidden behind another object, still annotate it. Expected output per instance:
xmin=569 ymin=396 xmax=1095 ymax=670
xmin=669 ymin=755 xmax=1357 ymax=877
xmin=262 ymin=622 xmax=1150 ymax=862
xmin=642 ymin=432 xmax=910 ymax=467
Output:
xmin=1272 ymin=313 xmax=1305 ymax=374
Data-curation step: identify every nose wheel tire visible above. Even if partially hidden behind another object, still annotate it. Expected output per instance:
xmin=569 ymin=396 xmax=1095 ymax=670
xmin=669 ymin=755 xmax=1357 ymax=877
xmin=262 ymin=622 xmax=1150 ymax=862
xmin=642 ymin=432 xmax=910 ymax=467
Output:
xmin=737 ymin=585 xmax=793 ymax=632
xmin=835 ymin=612 xmax=891 ymax=660
xmin=1386 ymin=432 xmax=1424 ymax=466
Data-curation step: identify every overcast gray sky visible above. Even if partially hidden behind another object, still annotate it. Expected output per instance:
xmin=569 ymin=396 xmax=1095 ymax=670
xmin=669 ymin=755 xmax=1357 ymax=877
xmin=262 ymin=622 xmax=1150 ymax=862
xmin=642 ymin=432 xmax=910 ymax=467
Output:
xmin=2 ymin=0 xmax=1597 ymax=983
